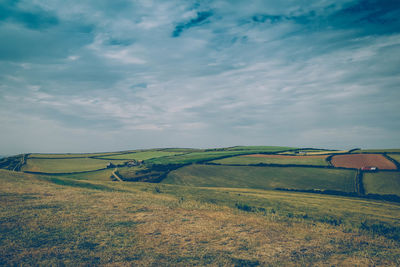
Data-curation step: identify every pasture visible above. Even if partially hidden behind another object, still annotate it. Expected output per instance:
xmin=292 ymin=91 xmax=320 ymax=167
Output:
xmin=21 ymin=158 xmax=126 ymax=173
xmin=147 ymin=147 xmax=298 ymax=165
xmin=352 ymin=149 xmax=400 ymax=153
xmin=212 ymin=154 xmax=329 ymax=166
xmin=95 ymin=151 xmax=185 ymax=160
xmin=29 ymin=152 xmax=131 ymax=158
xmin=363 ymin=172 xmax=400 ymax=196
xmin=163 ymin=164 xmax=356 ymax=193
xmin=388 ymin=154 xmax=400 ymax=165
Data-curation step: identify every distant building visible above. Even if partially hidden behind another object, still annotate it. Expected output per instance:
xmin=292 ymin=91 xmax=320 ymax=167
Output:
xmin=106 ymin=162 xmax=115 ymax=168
xmin=361 ymin=166 xmax=377 ymax=171
xmin=126 ymin=160 xmax=137 ymax=167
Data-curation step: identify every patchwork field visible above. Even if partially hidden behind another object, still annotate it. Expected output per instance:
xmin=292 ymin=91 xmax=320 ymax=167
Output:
xmin=213 ymin=154 xmax=329 ymax=166
xmin=2 ymin=146 xmax=400 ymax=266
xmin=163 ymin=164 xmax=356 ymax=193
xmin=363 ymin=172 xmax=400 ymax=196
xmin=21 ymin=158 xmax=126 ymax=173
xmin=331 ymin=154 xmax=397 ymax=170
xmin=147 ymin=147 xmax=298 ymax=165
xmin=95 ymin=151 xmax=185 ymax=160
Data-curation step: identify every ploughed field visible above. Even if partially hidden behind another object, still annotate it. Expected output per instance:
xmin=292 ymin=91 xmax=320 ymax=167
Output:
xmin=331 ymin=153 xmax=397 ymax=170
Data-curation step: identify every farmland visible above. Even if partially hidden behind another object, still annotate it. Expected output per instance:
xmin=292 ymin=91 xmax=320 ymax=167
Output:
xmin=2 ymin=146 xmax=400 ymax=266
xmin=352 ymin=149 xmax=400 ymax=153
xmin=363 ymin=172 xmax=400 ymax=196
xmin=29 ymin=152 xmax=131 ymax=158
xmin=146 ymin=147 xmax=296 ymax=165
xmin=21 ymin=158 xmax=126 ymax=173
xmin=163 ymin=164 xmax=356 ymax=192
xmin=212 ymin=154 xmax=329 ymax=166
xmin=331 ymin=154 xmax=397 ymax=170
xmin=388 ymin=154 xmax=400 ymax=164
xmin=95 ymin=151 xmax=185 ymax=160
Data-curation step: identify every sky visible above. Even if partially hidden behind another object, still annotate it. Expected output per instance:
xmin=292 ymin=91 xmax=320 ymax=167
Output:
xmin=1 ymin=0 xmax=400 ymax=154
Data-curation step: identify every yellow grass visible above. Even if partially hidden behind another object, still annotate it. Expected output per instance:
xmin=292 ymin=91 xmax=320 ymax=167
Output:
xmin=1 ymin=169 xmax=400 ymax=266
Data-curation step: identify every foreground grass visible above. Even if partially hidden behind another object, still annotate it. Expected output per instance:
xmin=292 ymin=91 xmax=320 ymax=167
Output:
xmin=363 ymin=172 xmax=400 ymax=196
xmin=1 ymin=170 xmax=400 ymax=266
xmin=164 ymin=164 xmax=356 ymax=193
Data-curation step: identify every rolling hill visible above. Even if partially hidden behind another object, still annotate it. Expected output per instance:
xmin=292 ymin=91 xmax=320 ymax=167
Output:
xmin=1 ymin=146 xmax=400 ymax=266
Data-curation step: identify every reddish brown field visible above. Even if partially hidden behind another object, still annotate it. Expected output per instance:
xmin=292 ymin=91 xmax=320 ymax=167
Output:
xmin=244 ymin=154 xmax=327 ymax=159
xmin=331 ymin=154 xmax=397 ymax=170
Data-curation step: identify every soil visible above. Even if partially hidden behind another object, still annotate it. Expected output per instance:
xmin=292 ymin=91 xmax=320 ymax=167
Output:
xmin=331 ymin=154 xmax=397 ymax=170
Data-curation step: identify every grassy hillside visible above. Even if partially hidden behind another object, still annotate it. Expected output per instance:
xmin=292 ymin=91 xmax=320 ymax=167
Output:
xmin=1 ymin=169 xmax=400 ymax=266
xmin=363 ymin=172 xmax=400 ymax=196
xmin=212 ymin=155 xmax=329 ymax=166
xmin=147 ymin=147 xmax=296 ymax=165
xmin=21 ymin=158 xmax=126 ymax=173
xmin=163 ymin=164 xmax=356 ymax=193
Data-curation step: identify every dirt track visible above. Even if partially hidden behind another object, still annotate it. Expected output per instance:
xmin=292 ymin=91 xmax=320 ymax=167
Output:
xmin=331 ymin=154 xmax=397 ymax=170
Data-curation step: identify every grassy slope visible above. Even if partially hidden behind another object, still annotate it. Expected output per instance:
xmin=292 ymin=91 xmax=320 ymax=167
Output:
xmin=363 ymin=172 xmax=400 ymax=196
xmin=147 ymin=148 xmax=295 ymax=165
xmin=212 ymin=155 xmax=329 ymax=166
xmin=1 ymin=169 xmax=399 ymax=266
xmin=95 ymin=151 xmax=184 ymax=160
xmin=21 ymin=158 xmax=126 ymax=173
xmin=58 ymin=168 xmax=116 ymax=181
xmin=164 ymin=165 xmax=356 ymax=192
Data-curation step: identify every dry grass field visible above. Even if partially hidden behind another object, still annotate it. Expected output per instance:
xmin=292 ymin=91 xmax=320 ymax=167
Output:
xmin=1 ymin=169 xmax=400 ymax=266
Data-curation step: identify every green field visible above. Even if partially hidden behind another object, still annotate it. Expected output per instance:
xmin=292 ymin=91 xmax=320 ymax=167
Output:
xmin=352 ymin=149 xmax=400 ymax=153
xmin=58 ymin=168 xmax=116 ymax=181
xmin=212 ymin=155 xmax=329 ymax=166
xmin=29 ymin=152 xmax=131 ymax=158
xmin=95 ymin=151 xmax=185 ymax=160
xmin=1 ymin=169 xmax=399 ymax=266
xmin=147 ymin=148 xmax=297 ymax=165
xmin=224 ymin=146 xmax=297 ymax=151
xmin=21 ymin=158 xmax=126 ymax=173
xmin=363 ymin=172 xmax=400 ymax=196
xmin=387 ymin=154 xmax=400 ymax=164
xmin=163 ymin=164 xmax=356 ymax=192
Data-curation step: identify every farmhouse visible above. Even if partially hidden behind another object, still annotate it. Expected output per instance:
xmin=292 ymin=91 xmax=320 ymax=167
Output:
xmin=106 ymin=162 xmax=115 ymax=168
xmin=361 ymin=166 xmax=377 ymax=171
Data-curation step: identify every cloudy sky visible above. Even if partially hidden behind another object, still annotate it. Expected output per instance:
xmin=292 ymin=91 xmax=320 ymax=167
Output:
xmin=1 ymin=0 xmax=400 ymax=154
